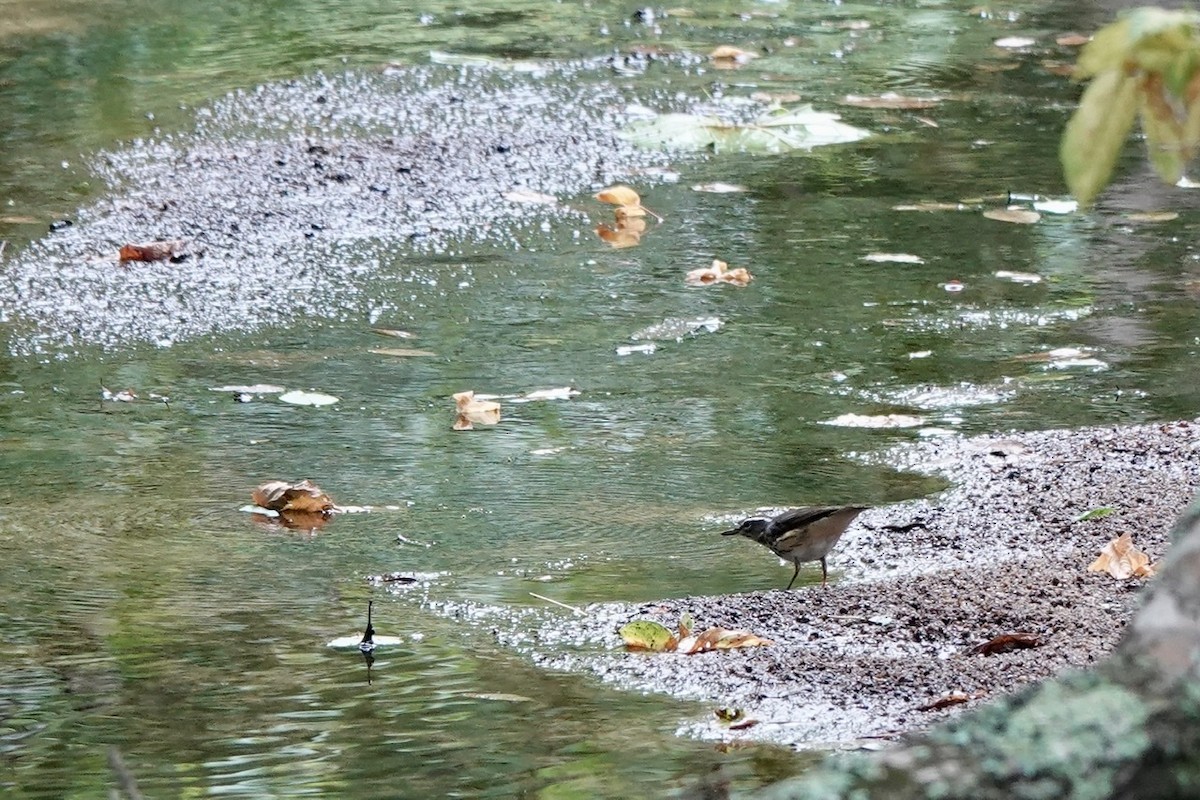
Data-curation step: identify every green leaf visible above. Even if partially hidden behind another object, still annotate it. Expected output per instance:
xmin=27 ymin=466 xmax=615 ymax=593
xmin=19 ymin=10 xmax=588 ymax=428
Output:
xmin=1076 ymin=18 xmax=1133 ymax=78
xmin=1061 ymin=69 xmax=1139 ymax=207
xmin=1076 ymin=507 xmax=1116 ymax=522
xmin=1139 ymin=85 xmax=1188 ymax=185
xmin=618 ymin=620 xmax=675 ymax=652
xmin=679 ymin=612 xmax=695 ymax=638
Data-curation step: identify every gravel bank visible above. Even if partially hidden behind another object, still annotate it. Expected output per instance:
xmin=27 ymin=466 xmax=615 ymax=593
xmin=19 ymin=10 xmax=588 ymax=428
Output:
xmin=454 ymin=419 xmax=1200 ymax=748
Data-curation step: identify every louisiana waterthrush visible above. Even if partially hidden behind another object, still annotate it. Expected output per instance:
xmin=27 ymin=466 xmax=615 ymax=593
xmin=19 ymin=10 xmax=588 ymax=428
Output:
xmin=721 ymin=505 xmax=868 ymax=589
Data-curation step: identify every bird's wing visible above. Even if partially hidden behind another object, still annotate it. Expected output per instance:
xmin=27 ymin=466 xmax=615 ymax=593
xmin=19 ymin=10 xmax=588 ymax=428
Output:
xmin=768 ymin=506 xmax=845 ymax=533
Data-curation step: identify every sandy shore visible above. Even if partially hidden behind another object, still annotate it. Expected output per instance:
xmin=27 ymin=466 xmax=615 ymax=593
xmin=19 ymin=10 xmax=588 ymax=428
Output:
xmin=465 ymin=419 xmax=1200 ymax=747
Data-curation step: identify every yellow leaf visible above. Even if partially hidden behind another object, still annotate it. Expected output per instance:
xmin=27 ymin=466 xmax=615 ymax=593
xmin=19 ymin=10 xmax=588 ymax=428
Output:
xmin=1139 ymin=73 xmax=1189 ymax=185
xmin=1087 ymin=533 xmax=1156 ymax=579
xmin=595 ymin=185 xmax=641 ymax=207
xmin=685 ymin=259 xmax=753 ymax=287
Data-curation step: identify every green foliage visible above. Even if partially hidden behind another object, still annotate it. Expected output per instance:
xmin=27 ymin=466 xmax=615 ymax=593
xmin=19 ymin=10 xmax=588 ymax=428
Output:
xmin=1063 ymin=8 xmax=1200 ymax=206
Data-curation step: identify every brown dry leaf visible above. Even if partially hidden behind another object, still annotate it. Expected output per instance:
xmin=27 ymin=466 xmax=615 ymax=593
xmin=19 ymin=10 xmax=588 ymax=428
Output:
xmin=595 ymin=222 xmax=642 ymax=249
xmin=1087 ymin=533 xmax=1155 ymax=579
xmin=977 ymin=61 xmax=1021 ymax=72
xmin=252 ymin=479 xmax=336 ymax=513
xmin=983 ymin=208 xmax=1041 ymax=224
xmin=615 ymin=204 xmax=647 ymax=221
xmin=969 ymin=632 xmax=1044 ymax=656
xmin=840 ymin=92 xmax=940 ymax=110
xmin=118 ymin=239 xmax=190 ymax=263
xmin=1055 ymin=32 xmax=1090 ymax=47
xmin=452 ymin=390 xmax=501 ymax=431
xmin=595 ymin=185 xmax=642 ymax=207
xmin=1125 ymin=211 xmax=1179 ymax=223
xmin=677 ymin=626 xmax=774 ymax=654
xmin=685 ymin=259 xmax=753 ymax=287
xmin=709 ymin=45 xmax=759 ymax=67
xmin=0 ymin=215 xmax=40 ymax=224
xmin=1041 ymin=59 xmax=1075 ymax=77
xmin=916 ymin=690 xmax=985 ymax=712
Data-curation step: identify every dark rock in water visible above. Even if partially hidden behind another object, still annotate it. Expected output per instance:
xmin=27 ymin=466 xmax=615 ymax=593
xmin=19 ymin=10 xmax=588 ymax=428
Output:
xmin=0 ymin=64 xmax=674 ymax=356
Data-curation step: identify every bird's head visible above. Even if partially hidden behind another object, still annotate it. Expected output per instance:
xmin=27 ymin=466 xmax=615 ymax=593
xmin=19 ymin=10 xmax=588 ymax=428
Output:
xmin=721 ymin=517 xmax=771 ymax=537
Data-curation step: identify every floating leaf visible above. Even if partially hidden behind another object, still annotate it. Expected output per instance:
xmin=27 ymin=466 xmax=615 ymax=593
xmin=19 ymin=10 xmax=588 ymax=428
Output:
xmin=994 ymin=36 xmax=1036 ymax=49
xmin=984 ymin=208 xmax=1041 ymax=224
xmin=1088 ymin=533 xmax=1155 ymax=579
xmin=622 ymin=105 xmax=869 ymax=154
xmin=822 ymin=413 xmax=925 ymax=428
xmin=619 ymin=620 xmax=676 ymax=652
xmin=862 ymin=252 xmax=925 ymax=264
xmin=369 ymin=347 xmax=437 ymax=357
xmin=251 ymin=479 xmax=335 ymax=513
xmin=677 ymin=627 xmax=774 ymax=654
xmin=453 ymin=390 xmax=501 ymax=431
xmin=595 ymin=221 xmax=644 ymax=249
xmin=279 ymin=390 xmax=339 ymax=406
xmin=840 ymin=92 xmax=940 ymax=110
xmin=209 ymin=383 xmax=286 ymax=394
xmin=1076 ymin=507 xmax=1116 ymax=522
xmin=969 ymin=632 xmax=1044 ymax=656
xmin=685 ymin=259 xmax=753 ymax=287
xmin=595 ymin=185 xmax=642 ymax=207
xmin=1125 ymin=210 xmax=1179 ymax=222
xmin=1056 ymin=32 xmax=1090 ymax=47
xmin=691 ymin=182 xmax=747 ymax=193
xmin=994 ymin=270 xmax=1043 ymax=284
xmin=709 ymin=45 xmax=759 ymax=68
xmin=372 ymin=328 xmax=417 ymax=339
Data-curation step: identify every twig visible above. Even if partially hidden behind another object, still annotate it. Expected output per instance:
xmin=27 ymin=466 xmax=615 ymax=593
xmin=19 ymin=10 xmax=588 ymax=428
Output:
xmin=529 ymin=592 xmax=585 ymax=615
xmin=107 ymin=747 xmax=145 ymax=800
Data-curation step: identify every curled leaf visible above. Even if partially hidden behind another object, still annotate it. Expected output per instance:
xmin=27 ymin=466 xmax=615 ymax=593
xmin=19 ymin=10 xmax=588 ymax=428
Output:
xmin=118 ymin=239 xmax=190 ymax=263
xmin=251 ymin=479 xmax=336 ymax=513
xmin=619 ymin=620 xmax=676 ymax=652
xmin=453 ymin=390 xmax=501 ymax=430
xmin=595 ymin=185 xmax=642 ymax=207
xmin=685 ymin=259 xmax=753 ymax=287
xmin=1087 ymin=533 xmax=1155 ymax=579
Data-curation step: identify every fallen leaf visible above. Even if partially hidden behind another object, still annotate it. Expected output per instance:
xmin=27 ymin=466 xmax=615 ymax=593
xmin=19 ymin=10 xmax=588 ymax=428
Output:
xmin=118 ymin=239 xmax=190 ymax=263
xmin=372 ymin=328 xmax=417 ymax=339
xmin=893 ymin=201 xmax=966 ymax=212
xmin=595 ymin=185 xmax=642 ymax=207
xmin=278 ymin=390 xmax=340 ymax=406
xmin=1087 ymin=533 xmax=1155 ymax=579
xmin=977 ymin=61 xmax=1021 ymax=72
xmin=0 ymin=215 xmax=40 ymax=224
xmin=994 ymin=270 xmax=1043 ymax=284
xmin=208 ymin=383 xmax=286 ymax=394
xmin=251 ymin=479 xmax=336 ymax=513
xmin=1075 ymin=507 xmax=1116 ymax=522
xmin=677 ymin=627 xmax=774 ymax=654
xmin=1125 ymin=211 xmax=1179 ymax=223
xmin=369 ymin=347 xmax=437 ymax=357
xmin=619 ymin=620 xmax=677 ymax=651
xmin=840 ymin=92 xmax=941 ymax=110
xmin=984 ymin=208 xmax=1041 ymax=224
xmin=821 ymin=413 xmax=925 ymax=428
xmin=994 ymin=36 xmax=1036 ymax=49
xmin=969 ymin=632 xmax=1043 ymax=656
xmin=1042 ymin=59 xmax=1076 ymax=77
xmin=685 ymin=259 xmax=753 ymax=287
xmin=691 ymin=182 xmax=747 ymax=194
xmin=1055 ymin=32 xmax=1090 ymax=47
xmin=453 ymin=390 xmax=501 ymax=430
xmin=917 ymin=690 xmax=985 ymax=711
xmin=622 ymin=105 xmax=870 ymax=154
xmin=862 ymin=252 xmax=925 ymax=264
xmin=709 ymin=45 xmax=759 ymax=67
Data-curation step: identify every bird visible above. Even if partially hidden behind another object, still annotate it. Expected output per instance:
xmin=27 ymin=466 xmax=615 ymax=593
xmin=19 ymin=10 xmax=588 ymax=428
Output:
xmin=359 ymin=600 xmax=376 ymax=653
xmin=721 ymin=505 xmax=868 ymax=589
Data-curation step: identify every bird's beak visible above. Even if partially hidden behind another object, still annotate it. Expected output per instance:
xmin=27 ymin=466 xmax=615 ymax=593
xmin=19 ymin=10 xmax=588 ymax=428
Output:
xmin=719 ymin=528 xmax=739 ymax=536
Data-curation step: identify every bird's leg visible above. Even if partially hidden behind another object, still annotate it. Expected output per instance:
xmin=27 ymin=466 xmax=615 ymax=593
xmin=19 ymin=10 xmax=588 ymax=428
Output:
xmin=820 ymin=557 xmax=828 ymax=587
xmin=786 ymin=561 xmax=800 ymax=590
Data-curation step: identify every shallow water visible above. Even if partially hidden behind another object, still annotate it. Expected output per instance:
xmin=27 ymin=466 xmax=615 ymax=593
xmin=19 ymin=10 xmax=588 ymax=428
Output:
xmin=3 ymin=0 xmax=1200 ymax=796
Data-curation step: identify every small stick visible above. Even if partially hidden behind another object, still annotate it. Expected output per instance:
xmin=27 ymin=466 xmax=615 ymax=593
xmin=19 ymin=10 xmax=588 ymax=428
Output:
xmin=529 ymin=592 xmax=584 ymax=615
xmin=107 ymin=747 xmax=145 ymax=800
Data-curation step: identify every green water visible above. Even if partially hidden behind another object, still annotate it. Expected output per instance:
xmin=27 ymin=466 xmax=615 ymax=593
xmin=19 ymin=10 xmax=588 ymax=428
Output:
xmin=4 ymin=0 xmax=1200 ymax=797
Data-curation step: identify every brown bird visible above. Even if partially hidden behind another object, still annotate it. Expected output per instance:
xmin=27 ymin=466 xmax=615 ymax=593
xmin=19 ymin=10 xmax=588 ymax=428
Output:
xmin=721 ymin=505 xmax=868 ymax=589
